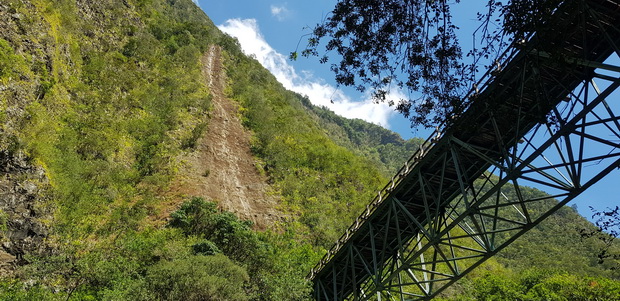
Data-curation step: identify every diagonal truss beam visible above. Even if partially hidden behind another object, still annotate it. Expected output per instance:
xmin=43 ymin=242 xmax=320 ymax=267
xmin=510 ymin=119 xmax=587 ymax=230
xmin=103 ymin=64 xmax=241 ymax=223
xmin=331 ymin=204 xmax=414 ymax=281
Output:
xmin=310 ymin=0 xmax=620 ymax=300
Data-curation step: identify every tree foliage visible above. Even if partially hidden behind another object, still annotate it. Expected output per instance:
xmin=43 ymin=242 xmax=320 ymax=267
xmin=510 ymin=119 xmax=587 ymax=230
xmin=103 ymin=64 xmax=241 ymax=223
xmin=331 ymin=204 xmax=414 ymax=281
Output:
xmin=296 ymin=0 xmax=568 ymax=127
xmin=168 ymin=197 xmax=268 ymax=264
xmin=466 ymin=269 xmax=620 ymax=301
xmin=143 ymin=254 xmax=250 ymax=301
xmin=296 ymin=0 xmax=466 ymax=127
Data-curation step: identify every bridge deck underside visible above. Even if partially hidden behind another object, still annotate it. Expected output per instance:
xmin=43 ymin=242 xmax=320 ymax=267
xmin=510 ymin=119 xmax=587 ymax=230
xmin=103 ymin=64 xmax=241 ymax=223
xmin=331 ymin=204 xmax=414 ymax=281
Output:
xmin=313 ymin=0 xmax=620 ymax=300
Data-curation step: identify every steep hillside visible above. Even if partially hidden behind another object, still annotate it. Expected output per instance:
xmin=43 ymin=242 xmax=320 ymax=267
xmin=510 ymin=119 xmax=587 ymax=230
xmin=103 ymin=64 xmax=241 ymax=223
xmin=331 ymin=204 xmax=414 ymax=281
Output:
xmin=302 ymin=101 xmax=423 ymax=176
xmin=0 ymin=0 xmax=387 ymax=299
xmin=168 ymin=45 xmax=280 ymax=229
xmin=0 ymin=0 xmax=618 ymax=300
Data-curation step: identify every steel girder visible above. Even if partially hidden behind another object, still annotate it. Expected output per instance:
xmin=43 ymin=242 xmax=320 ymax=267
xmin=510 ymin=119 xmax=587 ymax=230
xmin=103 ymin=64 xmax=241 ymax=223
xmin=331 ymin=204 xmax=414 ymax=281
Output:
xmin=329 ymin=74 xmax=620 ymax=300
xmin=310 ymin=0 xmax=620 ymax=300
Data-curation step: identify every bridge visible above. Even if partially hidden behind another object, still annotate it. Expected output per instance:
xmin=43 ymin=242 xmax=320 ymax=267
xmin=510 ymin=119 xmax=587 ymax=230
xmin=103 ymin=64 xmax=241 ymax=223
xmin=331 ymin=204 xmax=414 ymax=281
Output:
xmin=309 ymin=0 xmax=620 ymax=300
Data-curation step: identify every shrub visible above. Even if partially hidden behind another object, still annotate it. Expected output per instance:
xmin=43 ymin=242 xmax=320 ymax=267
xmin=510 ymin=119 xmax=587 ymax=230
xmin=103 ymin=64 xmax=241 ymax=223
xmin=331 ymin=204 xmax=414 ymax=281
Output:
xmin=144 ymin=254 xmax=249 ymax=301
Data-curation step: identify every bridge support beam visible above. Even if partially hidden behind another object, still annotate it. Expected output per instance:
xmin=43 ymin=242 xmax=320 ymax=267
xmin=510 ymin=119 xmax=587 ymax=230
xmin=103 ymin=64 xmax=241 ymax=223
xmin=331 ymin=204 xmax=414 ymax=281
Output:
xmin=311 ymin=0 xmax=620 ymax=299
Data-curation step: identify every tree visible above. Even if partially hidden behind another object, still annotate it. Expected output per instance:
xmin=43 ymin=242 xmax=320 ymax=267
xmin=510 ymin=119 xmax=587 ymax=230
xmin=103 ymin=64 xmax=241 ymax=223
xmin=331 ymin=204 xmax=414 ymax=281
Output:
xmin=294 ymin=0 xmax=564 ymax=128
xmin=168 ymin=197 xmax=266 ymax=263
xmin=143 ymin=254 xmax=250 ymax=301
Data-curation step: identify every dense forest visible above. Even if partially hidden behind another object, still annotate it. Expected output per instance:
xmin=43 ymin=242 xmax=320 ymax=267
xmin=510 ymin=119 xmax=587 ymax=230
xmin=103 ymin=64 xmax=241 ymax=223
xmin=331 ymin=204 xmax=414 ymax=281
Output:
xmin=0 ymin=0 xmax=618 ymax=300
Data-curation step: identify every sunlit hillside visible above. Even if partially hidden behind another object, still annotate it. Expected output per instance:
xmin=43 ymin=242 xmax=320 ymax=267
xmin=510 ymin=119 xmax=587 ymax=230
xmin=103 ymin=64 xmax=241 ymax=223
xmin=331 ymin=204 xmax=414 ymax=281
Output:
xmin=0 ymin=0 xmax=618 ymax=300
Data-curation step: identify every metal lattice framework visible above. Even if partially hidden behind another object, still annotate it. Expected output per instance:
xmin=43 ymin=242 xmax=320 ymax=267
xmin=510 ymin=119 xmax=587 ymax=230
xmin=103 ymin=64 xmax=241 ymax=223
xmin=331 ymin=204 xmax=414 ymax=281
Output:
xmin=310 ymin=0 xmax=620 ymax=300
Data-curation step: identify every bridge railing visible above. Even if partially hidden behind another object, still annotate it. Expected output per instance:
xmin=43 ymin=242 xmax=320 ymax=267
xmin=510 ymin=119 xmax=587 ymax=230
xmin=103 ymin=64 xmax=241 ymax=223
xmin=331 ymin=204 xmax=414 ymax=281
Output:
xmin=308 ymin=31 xmax=536 ymax=281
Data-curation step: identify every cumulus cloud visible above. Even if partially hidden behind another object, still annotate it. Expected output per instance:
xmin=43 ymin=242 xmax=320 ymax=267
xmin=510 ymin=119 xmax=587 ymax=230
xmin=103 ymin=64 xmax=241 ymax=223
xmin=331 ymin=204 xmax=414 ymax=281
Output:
xmin=270 ymin=4 xmax=291 ymax=21
xmin=217 ymin=18 xmax=397 ymax=128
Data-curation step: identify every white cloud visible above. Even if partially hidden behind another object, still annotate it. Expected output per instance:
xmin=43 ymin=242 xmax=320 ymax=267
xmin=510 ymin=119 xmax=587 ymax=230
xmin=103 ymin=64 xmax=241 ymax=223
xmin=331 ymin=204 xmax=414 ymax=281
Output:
xmin=270 ymin=4 xmax=290 ymax=21
xmin=217 ymin=18 xmax=396 ymax=128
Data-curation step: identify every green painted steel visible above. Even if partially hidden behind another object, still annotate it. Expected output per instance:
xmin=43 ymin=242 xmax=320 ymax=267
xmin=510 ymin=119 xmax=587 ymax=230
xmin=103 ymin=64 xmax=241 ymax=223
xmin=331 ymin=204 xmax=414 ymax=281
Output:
xmin=310 ymin=1 xmax=620 ymax=300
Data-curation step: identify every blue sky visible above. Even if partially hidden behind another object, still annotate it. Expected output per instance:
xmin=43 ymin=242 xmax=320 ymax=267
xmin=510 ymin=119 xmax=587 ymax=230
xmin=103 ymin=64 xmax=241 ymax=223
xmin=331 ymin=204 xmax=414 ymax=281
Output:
xmin=195 ymin=1 xmax=618 ymax=221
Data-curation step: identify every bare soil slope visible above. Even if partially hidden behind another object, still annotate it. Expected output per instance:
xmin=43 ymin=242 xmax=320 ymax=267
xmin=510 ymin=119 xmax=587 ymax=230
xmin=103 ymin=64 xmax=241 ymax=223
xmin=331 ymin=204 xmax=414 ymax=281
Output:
xmin=169 ymin=45 xmax=280 ymax=229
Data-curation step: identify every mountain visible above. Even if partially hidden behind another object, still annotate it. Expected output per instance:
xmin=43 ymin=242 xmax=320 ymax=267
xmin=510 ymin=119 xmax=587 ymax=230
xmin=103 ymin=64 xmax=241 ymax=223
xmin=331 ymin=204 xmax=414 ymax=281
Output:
xmin=0 ymin=0 xmax=618 ymax=300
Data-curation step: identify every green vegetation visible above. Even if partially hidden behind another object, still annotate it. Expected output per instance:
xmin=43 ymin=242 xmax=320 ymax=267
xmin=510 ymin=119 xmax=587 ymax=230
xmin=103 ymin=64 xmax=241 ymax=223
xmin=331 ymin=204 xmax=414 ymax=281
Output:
xmin=0 ymin=0 xmax=618 ymax=300
xmin=303 ymin=102 xmax=423 ymax=175
xmin=442 ymin=269 xmax=620 ymax=301
xmin=465 ymin=181 xmax=620 ymax=279
xmin=224 ymin=51 xmax=388 ymax=247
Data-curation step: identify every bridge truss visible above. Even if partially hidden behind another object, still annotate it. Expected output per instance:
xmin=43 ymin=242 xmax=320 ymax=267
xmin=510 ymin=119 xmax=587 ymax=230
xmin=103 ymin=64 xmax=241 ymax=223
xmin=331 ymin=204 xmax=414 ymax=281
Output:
xmin=310 ymin=0 xmax=620 ymax=300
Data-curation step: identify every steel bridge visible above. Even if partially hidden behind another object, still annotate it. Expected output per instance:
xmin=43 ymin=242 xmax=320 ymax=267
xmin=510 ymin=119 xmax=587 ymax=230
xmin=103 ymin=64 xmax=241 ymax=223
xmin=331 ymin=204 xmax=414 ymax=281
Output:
xmin=309 ymin=0 xmax=620 ymax=300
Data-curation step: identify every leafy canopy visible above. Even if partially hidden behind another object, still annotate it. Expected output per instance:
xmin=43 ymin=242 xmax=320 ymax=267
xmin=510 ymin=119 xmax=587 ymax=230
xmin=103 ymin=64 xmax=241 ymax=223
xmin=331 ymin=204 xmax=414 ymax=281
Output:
xmin=296 ymin=0 xmax=565 ymax=128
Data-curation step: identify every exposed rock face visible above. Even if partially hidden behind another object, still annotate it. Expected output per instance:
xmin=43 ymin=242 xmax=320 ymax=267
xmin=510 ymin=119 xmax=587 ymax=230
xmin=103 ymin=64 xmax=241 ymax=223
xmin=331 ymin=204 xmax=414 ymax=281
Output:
xmin=0 ymin=2 xmax=53 ymax=277
xmin=0 ymin=150 xmax=51 ymax=277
